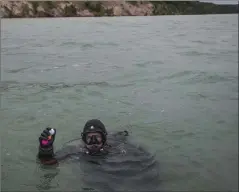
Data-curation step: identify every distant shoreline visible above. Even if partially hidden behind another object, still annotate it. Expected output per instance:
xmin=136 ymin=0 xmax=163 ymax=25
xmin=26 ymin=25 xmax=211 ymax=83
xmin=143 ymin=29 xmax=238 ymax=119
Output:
xmin=1 ymin=13 xmax=238 ymax=20
xmin=1 ymin=1 xmax=238 ymax=18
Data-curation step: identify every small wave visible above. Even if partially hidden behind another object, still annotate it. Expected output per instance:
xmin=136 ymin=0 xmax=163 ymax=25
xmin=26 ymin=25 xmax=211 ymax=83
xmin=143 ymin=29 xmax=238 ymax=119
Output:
xmin=37 ymin=65 xmax=67 ymax=72
xmin=59 ymin=41 xmax=82 ymax=46
xmin=5 ymin=67 xmax=32 ymax=74
xmin=96 ymin=21 xmax=112 ymax=26
xmin=191 ymin=40 xmax=204 ymax=43
xmin=158 ymin=70 xmax=194 ymax=81
xmin=157 ymin=70 xmax=237 ymax=86
xmin=0 ymin=81 xmax=108 ymax=94
xmin=26 ymin=81 xmax=110 ymax=91
xmin=0 ymin=81 xmax=135 ymax=95
xmin=29 ymin=43 xmax=46 ymax=48
xmin=59 ymin=42 xmax=118 ymax=49
xmin=186 ymin=92 xmax=210 ymax=101
xmin=58 ymin=41 xmax=95 ymax=49
xmin=96 ymin=42 xmax=119 ymax=47
xmin=187 ymin=91 xmax=238 ymax=102
xmin=179 ymin=50 xmax=215 ymax=57
xmin=116 ymin=99 xmax=134 ymax=106
xmin=185 ymin=72 xmax=237 ymax=84
xmin=53 ymin=64 xmax=67 ymax=69
xmin=81 ymin=43 xmax=94 ymax=48
xmin=87 ymin=90 xmax=104 ymax=97
xmin=135 ymin=60 xmax=164 ymax=67
xmin=0 ymin=81 xmax=19 ymax=91
xmin=1 ymin=43 xmax=28 ymax=50
xmin=191 ymin=40 xmax=215 ymax=45
xmin=176 ymin=33 xmax=186 ymax=37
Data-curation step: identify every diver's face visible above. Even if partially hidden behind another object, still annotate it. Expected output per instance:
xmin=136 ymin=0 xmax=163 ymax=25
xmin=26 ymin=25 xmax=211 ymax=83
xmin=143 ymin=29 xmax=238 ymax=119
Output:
xmin=85 ymin=132 xmax=103 ymax=152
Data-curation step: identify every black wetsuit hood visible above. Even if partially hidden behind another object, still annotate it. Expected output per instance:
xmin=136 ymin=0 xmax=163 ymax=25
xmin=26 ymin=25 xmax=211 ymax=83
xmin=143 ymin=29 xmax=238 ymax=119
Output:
xmin=81 ymin=119 xmax=108 ymax=145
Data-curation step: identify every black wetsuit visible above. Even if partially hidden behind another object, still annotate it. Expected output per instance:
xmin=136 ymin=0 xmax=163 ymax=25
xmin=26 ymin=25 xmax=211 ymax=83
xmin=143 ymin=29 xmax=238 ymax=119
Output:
xmin=37 ymin=131 xmax=160 ymax=192
xmin=37 ymin=131 xmax=128 ymax=165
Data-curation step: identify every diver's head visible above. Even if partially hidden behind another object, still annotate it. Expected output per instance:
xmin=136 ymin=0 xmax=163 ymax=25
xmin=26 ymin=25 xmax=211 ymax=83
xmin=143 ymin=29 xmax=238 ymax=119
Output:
xmin=81 ymin=119 xmax=107 ymax=153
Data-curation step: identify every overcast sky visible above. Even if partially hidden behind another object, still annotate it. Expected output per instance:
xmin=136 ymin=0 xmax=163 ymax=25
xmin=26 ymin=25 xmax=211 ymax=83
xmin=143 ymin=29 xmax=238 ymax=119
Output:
xmin=200 ymin=0 xmax=238 ymax=4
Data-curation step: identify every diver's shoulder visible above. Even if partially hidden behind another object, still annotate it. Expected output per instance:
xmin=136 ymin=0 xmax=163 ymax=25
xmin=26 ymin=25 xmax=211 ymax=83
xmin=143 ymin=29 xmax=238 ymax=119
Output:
xmin=107 ymin=130 xmax=129 ymax=142
xmin=109 ymin=130 xmax=129 ymax=137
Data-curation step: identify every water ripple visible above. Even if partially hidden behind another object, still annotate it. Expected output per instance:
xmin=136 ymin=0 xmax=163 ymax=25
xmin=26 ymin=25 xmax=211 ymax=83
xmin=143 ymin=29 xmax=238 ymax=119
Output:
xmin=1 ymin=14 xmax=238 ymax=192
xmin=185 ymin=72 xmax=237 ymax=84
xmin=0 ymin=81 xmax=135 ymax=94
xmin=157 ymin=70 xmax=237 ymax=85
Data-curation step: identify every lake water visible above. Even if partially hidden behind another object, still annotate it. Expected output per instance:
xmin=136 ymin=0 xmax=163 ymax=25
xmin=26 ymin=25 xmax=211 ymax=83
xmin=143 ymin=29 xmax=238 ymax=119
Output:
xmin=1 ymin=14 xmax=238 ymax=191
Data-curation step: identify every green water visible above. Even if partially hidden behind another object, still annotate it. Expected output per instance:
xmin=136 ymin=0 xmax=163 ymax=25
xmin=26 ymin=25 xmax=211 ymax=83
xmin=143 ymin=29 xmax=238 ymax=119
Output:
xmin=1 ymin=14 xmax=238 ymax=191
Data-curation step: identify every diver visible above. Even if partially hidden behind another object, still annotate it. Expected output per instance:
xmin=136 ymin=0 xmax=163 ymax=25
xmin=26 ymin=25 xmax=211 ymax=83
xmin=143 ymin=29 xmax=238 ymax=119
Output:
xmin=37 ymin=119 xmax=160 ymax=191
xmin=37 ymin=119 xmax=129 ymax=165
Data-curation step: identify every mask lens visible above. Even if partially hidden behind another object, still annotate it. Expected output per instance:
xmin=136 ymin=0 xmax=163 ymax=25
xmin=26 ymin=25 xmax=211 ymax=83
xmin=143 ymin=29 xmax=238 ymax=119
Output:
xmin=85 ymin=133 xmax=102 ymax=145
xmin=86 ymin=135 xmax=91 ymax=144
